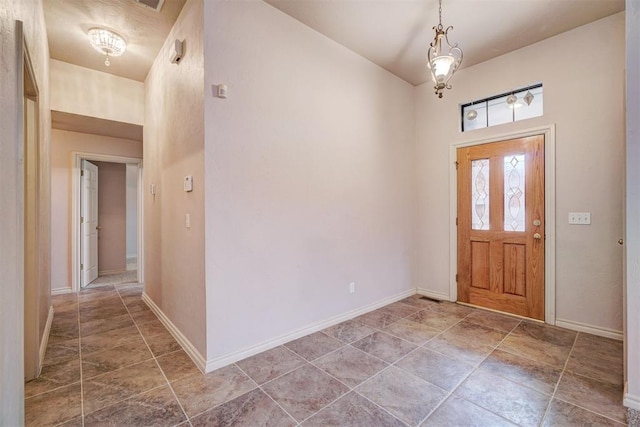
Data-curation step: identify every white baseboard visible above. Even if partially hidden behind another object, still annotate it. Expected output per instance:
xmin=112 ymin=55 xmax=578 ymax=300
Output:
xmin=555 ymin=318 xmax=623 ymax=341
xmin=39 ymin=305 xmax=54 ymax=375
xmin=141 ymin=293 xmax=207 ymax=373
xmin=52 ymin=287 xmax=74 ymax=295
xmin=625 ymin=382 xmax=640 ymax=411
xmin=415 ymin=288 xmax=452 ymax=302
xmin=203 ymin=288 xmax=415 ymax=373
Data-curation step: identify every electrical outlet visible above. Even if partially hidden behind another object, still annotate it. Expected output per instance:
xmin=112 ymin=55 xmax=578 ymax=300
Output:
xmin=568 ymin=212 xmax=591 ymax=225
xmin=349 ymin=282 xmax=355 ymax=294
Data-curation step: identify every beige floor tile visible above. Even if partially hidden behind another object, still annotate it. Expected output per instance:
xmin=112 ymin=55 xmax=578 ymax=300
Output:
xmin=303 ymin=391 xmax=405 ymax=426
xmin=314 ymin=345 xmax=388 ymax=388
xmin=261 ymin=364 xmax=349 ymax=422
xmin=172 ymin=364 xmax=256 ymax=417
xmin=543 ymin=398 xmax=624 ymax=426
xmin=82 ymin=359 xmax=166 ymax=415
xmin=156 ymin=349 xmax=202 ymax=382
xmin=83 ymin=385 xmax=186 ymax=427
xmin=284 ymin=331 xmax=345 ymax=362
xmin=236 ymin=345 xmax=306 ymax=385
xmin=422 ymin=395 xmax=517 ymax=426
xmin=352 ymin=331 xmax=417 ymax=364
xmin=191 ymin=388 xmax=296 ymax=427
xmin=383 ymin=318 xmax=440 ymax=345
xmin=555 ymin=372 xmax=626 ymax=423
xmin=455 ymin=370 xmax=551 ymax=427
xmin=396 ymin=347 xmax=474 ymax=391
xmin=357 ymin=366 xmax=447 ymax=426
xmin=25 ymin=382 xmax=82 ymax=427
xmin=322 ymin=320 xmax=377 ymax=344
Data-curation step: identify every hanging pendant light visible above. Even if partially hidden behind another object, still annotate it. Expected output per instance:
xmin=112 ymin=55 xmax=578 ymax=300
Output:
xmin=427 ymin=0 xmax=463 ymax=98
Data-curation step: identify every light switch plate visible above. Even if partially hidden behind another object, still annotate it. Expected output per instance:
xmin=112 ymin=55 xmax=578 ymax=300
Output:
xmin=568 ymin=212 xmax=591 ymax=225
xmin=184 ymin=176 xmax=193 ymax=192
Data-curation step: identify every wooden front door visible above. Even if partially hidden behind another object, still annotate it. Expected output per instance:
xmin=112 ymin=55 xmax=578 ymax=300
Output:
xmin=457 ymin=135 xmax=545 ymax=320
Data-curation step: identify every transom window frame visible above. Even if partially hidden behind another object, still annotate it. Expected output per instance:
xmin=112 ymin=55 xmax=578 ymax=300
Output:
xmin=461 ymin=83 xmax=544 ymax=132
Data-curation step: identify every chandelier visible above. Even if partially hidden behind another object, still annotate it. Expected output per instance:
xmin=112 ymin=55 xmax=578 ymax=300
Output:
xmin=88 ymin=27 xmax=127 ymax=67
xmin=427 ymin=0 xmax=463 ymax=98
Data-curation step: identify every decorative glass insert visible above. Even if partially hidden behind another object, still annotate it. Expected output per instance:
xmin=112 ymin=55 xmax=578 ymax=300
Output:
xmin=472 ymin=159 xmax=490 ymax=230
xmin=461 ymin=84 xmax=543 ymax=132
xmin=504 ymin=154 xmax=526 ymax=232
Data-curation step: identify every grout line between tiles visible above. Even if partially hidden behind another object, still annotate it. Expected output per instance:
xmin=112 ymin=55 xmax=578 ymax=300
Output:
xmin=539 ymin=331 xmax=580 ymax=425
xmin=77 ymin=294 xmax=85 ymax=427
xmin=234 ymin=362 xmax=301 ymax=426
xmin=115 ymin=284 xmax=192 ymax=425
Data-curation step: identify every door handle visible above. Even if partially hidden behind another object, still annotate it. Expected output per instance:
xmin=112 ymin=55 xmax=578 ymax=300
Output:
xmin=533 ymin=219 xmax=541 ymax=227
xmin=96 ymin=225 xmax=101 ymax=230
xmin=533 ymin=233 xmax=542 ymax=240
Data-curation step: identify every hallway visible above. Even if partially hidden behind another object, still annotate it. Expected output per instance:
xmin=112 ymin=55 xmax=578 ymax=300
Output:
xmin=25 ymin=289 xmax=626 ymax=426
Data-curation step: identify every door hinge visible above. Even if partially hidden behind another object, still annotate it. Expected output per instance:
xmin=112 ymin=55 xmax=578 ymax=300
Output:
xmin=81 ymin=263 xmax=84 ymax=270
xmin=81 ymin=170 xmax=84 ymax=177
xmin=456 ymin=217 xmax=458 ymax=226
xmin=81 ymin=216 xmax=84 ymax=224
xmin=455 ymin=161 xmax=459 ymax=170
xmin=455 ymin=274 xmax=459 ymax=282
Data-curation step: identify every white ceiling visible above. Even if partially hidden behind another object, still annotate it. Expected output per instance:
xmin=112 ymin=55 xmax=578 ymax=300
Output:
xmin=44 ymin=0 xmax=186 ymax=82
xmin=265 ymin=0 xmax=624 ymax=86
xmin=43 ymin=0 xmax=623 ymax=85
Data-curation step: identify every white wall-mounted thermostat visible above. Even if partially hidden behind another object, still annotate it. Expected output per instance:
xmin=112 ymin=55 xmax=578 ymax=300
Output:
xmin=184 ymin=175 xmax=193 ymax=192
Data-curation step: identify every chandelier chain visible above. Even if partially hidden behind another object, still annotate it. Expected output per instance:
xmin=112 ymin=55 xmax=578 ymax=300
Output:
xmin=438 ymin=0 xmax=443 ymax=29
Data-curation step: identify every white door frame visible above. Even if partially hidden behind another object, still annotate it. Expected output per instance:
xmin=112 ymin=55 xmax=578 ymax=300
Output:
xmin=71 ymin=152 xmax=144 ymax=292
xmin=449 ymin=124 xmax=557 ymax=324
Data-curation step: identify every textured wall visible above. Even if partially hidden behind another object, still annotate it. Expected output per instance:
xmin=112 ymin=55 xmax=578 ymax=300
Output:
xmin=416 ymin=13 xmax=625 ymax=333
xmin=625 ymin=0 xmax=640 ymax=411
xmin=50 ymin=129 xmax=142 ymax=291
xmin=0 ymin=0 xmax=51 ymax=423
xmin=50 ymin=59 xmax=144 ymax=125
xmin=144 ymin=0 xmax=206 ymax=356
xmin=203 ymin=0 xmax=416 ymax=363
xmin=95 ymin=161 xmax=127 ymax=274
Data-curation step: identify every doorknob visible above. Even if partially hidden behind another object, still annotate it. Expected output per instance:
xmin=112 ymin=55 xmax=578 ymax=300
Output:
xmin=618 ymin=239 xmax=624 ymax=245
xmin=533 ymin=233 xmax=542 ymax=240
xmin=96 ymin=225 xmax=101 ymax=230
xmin=533 ymin=219 xmax=541 ymax=227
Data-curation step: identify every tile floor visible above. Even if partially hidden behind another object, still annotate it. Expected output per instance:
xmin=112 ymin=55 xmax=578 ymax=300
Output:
xmin=26 ymin=288 xmax=627 ymax=426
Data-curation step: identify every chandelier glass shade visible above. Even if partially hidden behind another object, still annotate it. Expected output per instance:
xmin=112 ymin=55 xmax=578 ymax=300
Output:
xmin=88 ymin=27 xmax=126 ymax=66
xmin=427 ymin=0 xmax=463 ymax=98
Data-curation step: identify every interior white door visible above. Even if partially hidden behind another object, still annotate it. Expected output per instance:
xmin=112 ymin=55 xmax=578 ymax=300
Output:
xmin=81 ymin=160 xmax=99 ymax=287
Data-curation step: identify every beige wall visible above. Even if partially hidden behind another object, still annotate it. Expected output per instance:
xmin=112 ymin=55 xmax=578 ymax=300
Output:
xmin=94 ymin=162 xmax=127 ymax=274
xmin=0 ymin=0 xmax=51 ymax=423
xmin=416 ymin=13 xmax=625 ymax=334
xmin=625 ymin=0 xmax=640 ymax=411
xmin=51 ymin=129 xmax=142 ymax=291
xmin=203 ymin=0 xmax=416 ymax=365
xmin=50 ymin=59 xmax=144 ymax=125
xmin=144 ymin=0 xmax=206 ymax=356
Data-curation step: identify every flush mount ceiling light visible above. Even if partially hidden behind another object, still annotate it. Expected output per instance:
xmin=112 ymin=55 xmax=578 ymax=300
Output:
xmin=427 ymin=0 xmax=463 ymax=98
xmin=88 ymin=27 xmax=126 ymax=67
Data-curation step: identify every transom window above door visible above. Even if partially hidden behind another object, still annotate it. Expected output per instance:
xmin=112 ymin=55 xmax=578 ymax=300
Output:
xmin=461 ymin=84 xmax=544 ymax=132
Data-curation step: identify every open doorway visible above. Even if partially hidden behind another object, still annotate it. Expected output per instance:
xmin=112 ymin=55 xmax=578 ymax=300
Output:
xmin=72 ymin=153 xmax=143 ymax=292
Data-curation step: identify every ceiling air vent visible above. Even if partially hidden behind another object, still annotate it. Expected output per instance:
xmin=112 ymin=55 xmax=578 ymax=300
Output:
xmin=135 ymin=0 xmax=165 ymax=12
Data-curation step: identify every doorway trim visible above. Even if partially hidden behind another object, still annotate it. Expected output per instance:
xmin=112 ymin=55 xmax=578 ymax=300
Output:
xmin=449 ymin=124 xmax=556 ymax=324
xmin=71 ymin=152 xmax=144 ymax=292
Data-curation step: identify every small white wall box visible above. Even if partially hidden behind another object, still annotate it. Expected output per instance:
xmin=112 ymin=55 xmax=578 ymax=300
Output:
xmin=171 ymin=39 xmax=184 ymax=64
xmin=184 ymin=175 xmax=193 ymax=192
